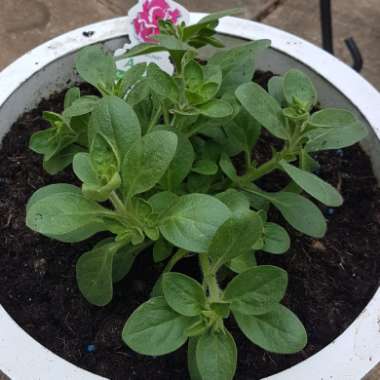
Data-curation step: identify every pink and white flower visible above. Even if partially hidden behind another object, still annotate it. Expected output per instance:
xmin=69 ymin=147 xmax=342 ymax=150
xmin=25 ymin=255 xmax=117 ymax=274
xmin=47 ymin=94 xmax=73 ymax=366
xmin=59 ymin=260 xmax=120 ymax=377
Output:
xmin=133 ymin=0 xmax=181 ymax=42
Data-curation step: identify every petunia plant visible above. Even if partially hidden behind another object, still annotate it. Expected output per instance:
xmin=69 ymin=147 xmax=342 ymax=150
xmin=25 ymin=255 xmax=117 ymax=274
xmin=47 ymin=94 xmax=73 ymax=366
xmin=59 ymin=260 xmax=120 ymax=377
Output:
xmin=26 ymin=9 xmax=367 ymax=380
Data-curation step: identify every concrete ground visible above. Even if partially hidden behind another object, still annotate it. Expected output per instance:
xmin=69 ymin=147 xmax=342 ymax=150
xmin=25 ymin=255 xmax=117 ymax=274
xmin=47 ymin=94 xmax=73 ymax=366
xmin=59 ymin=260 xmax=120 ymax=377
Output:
xmin=0 ymin=0 xmax=379 ymax=378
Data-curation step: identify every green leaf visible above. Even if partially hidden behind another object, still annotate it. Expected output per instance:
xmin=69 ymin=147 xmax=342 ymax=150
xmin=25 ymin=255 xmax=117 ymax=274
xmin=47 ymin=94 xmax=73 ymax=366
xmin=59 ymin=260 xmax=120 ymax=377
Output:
xmin=192 ymin=159 xmax=218 ymax=175
xmin=43 ymin=145 xmax=84 ymax=175
xmin=73 ymin=152 xmax=98 ymax=184
xmin=160 ymin=131 xmax=194 ymax=190
xmin=196 ymin=330 xmax=237 ymax=380
xmin=64 ymin=87 xmax=80 ymax=109
xmin=283 ymin=69 xmax=317 ymax=108
xmin=184 ymin=60 xmax=203 ymax=88
xmin=222 ymin=109 xmax=261 ymax=156
xmin=63 ymin=96 xmax=99 ymax=118
xmin=26 ymin=183 xmax=81 ymax=213
xmin=197 ymin=99 xmax=233 ymax=118
xmin=270 ymin=192 xmax=327 ymax=238
xmin=215 ymin=189 xmax=250 ymax=214
xmin=26 ymin=186 xmax=108 ymax=242
xmin=262 ymin=223 xmax=290 ymax=254
xmin=76 ymin=240 xmax=115 ymax=306
xmin=88 ymin=96 xmax=141 ymax=161
xmin=162 ymin=272 xmax=206 ymax=317
xmin=122 ymin=130 xmax=178 ymax=198
xmin=209 ymin=40 xmax=270 ymax=94
xmin=120 ymin=43 xmax=167 ymax=59
xmin=219 ymin=153 xmax=239 ymax=182
xmin=198 ymin=8 xmax=241 ymax=23
xmin=305 ymin=108 xmax=368 ymax=151
xmin=225 ymin=265 xmax=288 ymax=315
xmin=118 ymin=62 xmax=147 ymax=95
xmin=147 ymin=63 xmax=179 ymax=103
xmin=159 ymin=194 xmax=231 ymax=253
xmin=280 ymin=160 xmax=343 ymax=207
xmin=152 ymin=34 xmax=193 ymax=51
xmin=148 ymin=191 xmax=179 ymax=216
xmin=113 ymin=242 xmax=146 ymax=282
xmin=227 ymin=251 xmax=257 ymax=273
xmin=236 ymin=82 xmax=288 ymax=140
xmin=153 ymin=238 xmax=173 ymax=263
xmin=122 ymin=297 xmax=194 ymax=355
xmin=75 ymin=45 xmax=116 ymax=91
xmin=268 ymin=76 xmax=286 ymax=106
xmin=233 ymin=304 xmax=307 ymax=353
xmin=126 ymin=78 xmax=151 ymax=106
xmin=208 ymin=211 xmax=263 ymax=267
xmin=188 ymin=338 xmax=202 ymax=380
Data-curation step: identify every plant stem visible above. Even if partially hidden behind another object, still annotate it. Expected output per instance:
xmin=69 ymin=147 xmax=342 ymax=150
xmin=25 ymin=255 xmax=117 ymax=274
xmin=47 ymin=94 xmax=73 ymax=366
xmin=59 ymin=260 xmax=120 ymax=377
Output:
xmin=146 ymin=105 xmax=162 ymax=133
xmin=163 ymin=248 xmax=188 ymax=274
xmin=162 ymin=103 xmax=170 ymax=126
xmin=109 ymin=191 xmax=127 ymax=214
xmin=199 ymin=252 xmax=221 ymax=302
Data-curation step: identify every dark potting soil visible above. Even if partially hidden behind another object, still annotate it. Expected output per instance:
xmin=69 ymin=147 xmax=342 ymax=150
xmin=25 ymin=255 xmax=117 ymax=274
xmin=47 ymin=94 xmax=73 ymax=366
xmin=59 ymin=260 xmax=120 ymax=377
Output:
xmin=1 ymin=75 xmax=380 ymax=380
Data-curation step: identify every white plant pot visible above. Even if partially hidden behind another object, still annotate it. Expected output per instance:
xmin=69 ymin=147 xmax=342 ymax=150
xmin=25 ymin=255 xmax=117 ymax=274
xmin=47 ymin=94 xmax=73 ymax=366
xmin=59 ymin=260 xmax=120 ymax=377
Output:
xmin=0 ymin=13 xmax=379 ymax=380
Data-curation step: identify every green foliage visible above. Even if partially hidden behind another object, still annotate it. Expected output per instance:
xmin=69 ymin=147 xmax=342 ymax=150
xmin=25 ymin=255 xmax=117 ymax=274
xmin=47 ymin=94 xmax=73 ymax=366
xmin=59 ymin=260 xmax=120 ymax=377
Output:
xmin=25 ymin=8 xmax=367 ymax=380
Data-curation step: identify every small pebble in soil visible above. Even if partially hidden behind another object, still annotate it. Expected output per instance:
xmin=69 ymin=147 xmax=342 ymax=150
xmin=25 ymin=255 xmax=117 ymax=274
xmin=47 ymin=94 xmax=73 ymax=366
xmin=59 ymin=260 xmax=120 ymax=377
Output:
xmin=325 ymin=208 xmax=335 ymax=217
xmin=85 ymin=344 xmax=96 ymax=353
xmin=336 ymin=149 xmax=344 ymax=157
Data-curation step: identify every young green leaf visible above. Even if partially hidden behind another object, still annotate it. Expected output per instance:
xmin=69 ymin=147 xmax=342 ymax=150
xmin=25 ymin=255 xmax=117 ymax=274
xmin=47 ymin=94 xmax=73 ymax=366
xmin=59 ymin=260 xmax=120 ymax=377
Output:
xmin=283 ymin=69 xmax=317 ymax=108
xmin=122 ymin=297 xmax=194 ymax=356
xmin=43 ymin=145 xmax=84 ymax=175
xmin=64 ymin=87 xmax=80 ymax=109
xmin=153 ymin=238 xmax=173 ymax=263
xmin=119 ymin=43 xmax=168 ymax=59
xmin=262 ymin=223 xmax=290 ymax=254
xmin=122 ymin=130 xmax=178 ymax=198
xmin=88 ymin=96 xmax=141 ymax=161
xmin=233 ymin=304 xmax=307 ymax=354
xmin=236 ymin=82 xmax=288 ymax=140
xmin=219 ymin=153 xmax=239 ymax=183
xmin=188 ymin=338 xmax=202 ymax=380
xmin=75 ymin=45 xmax=116 ymax=92
xmin=26 ymin=185 xmax=109 ymax=242
xmin=268 ymin=76 xmax=286 ymax=106
xmin=192 ymin=159 xmax=218 ymax=176
xmin=112 ymin=242 xmax=149 ymax=282
xmin=208 ymin=211 xmax=263 ymax=267
xmin=147 ymin=63 xmax=179 ymax=103
xmin=227 ymin=251 xmax=257 ymax=274
xmin=270 ymin=192 xmax=327 ymax=238
xmin=224 ymin=265 xmax=288 ymax=315
xmin=162 ymin=272 xmax=206 ymax=317
xmin=305 ymin=108 xmax=368 ymax=151
xmin=63 ymin=96 xmax=99 ymax=119
xmin=159 ymin=194 xmax=231 ymax=253
xmin=197 ymin=99 xmax=234 ymax=118
xmin=76 ymin=239 xmax=116 ymax=306
xmin=215 ymin=189 xmax=250 ymax=214
xmin=280 ymin=160 xmax=343 ymax=207
xmin=196 ymin=330 xmax=237 ymax=380
xmin=160 ymin=131 xmax=195 ymax=191
xmin=148 ymin=191 xmax=179 ymax=216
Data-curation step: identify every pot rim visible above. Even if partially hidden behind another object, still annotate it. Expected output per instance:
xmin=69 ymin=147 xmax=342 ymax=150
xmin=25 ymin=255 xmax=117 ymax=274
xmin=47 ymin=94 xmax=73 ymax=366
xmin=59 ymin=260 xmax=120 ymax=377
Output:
xmin=0 ymin=13 xmax=379 ymax=380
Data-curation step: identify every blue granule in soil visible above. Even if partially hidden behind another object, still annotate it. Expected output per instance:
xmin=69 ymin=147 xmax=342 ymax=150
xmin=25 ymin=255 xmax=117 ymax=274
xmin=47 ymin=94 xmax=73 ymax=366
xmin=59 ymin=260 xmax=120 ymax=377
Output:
xmin=85 ymin=344 xmax=96 ymax=353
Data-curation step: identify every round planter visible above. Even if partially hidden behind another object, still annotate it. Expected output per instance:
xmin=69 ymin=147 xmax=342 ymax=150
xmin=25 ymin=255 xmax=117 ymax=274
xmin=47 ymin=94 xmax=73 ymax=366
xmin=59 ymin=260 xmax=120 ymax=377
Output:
xmin=1 ymin=13 xmax=379 ymax=380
